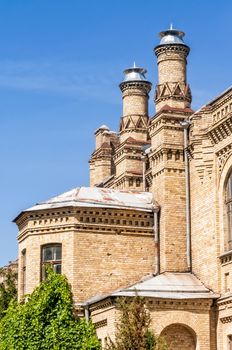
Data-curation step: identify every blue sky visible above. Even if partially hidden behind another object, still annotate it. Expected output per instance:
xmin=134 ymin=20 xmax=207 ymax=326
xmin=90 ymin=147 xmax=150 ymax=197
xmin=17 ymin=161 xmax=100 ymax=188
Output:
xmin=0 ymin=0 xmax=231 ymax=266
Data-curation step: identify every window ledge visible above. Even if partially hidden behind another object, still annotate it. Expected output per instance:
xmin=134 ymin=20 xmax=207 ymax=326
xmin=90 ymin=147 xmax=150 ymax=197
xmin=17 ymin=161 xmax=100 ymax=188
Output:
xmin=219 ymin=249 xmax=232 ymax=265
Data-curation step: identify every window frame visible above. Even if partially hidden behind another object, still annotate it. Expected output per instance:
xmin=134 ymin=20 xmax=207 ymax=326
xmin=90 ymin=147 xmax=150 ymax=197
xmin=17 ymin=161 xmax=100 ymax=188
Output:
xmin=226 ymin=172 xmax=232 ymax=250
xmin=40 ymin=243 xmax=62 ymax=280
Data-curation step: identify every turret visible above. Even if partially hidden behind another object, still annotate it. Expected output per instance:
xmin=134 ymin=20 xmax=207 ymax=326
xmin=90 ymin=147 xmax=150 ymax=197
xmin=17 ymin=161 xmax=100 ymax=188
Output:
xmin=149 ymin=27 xmax=194 ymax=273
xmin=119 ymin=64 xmax=152 ymax=142
xmin=154 ymin=26 xmax=192 ymax=112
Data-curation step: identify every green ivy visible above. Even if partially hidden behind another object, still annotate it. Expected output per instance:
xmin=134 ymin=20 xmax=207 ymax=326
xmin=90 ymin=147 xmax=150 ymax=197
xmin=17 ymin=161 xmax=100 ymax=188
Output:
xmin=0 ymin=268 xmax=100 ymax=350
xmin=0 ymin=267 xmax=17 ymax=319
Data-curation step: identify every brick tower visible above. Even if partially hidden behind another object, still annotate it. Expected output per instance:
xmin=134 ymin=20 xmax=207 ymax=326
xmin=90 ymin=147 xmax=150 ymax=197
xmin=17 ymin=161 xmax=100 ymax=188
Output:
xmin=112 ymin=65 xmax=152 ymax=189
xmin=154 ymin=26 xmax=192 ymax=112
xmin=149 ymin=27 xmax=193 ymax=272
xmin=119 ymin=64 xmax=152 ymax=142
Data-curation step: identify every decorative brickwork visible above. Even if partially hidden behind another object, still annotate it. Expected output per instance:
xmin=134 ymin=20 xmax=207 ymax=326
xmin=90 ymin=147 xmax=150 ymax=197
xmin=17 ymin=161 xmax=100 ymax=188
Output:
xmin=14 ymin=27 xmax=232 ymax=349
xmin=161 ymin=324 xmax=196 ymax=350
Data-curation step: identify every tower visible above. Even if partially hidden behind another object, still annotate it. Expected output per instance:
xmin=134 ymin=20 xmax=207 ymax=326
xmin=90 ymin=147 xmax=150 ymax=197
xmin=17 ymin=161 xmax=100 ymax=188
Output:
xmin=119 ymin=64 xmax=152 ymax=143
xmin=149 ymin=27 xmax=193 ymax=272
xmin=113 ymin=65 xmax=152 ymax=189
xmin=154 ymin=27 xmax=192 ymax=112
xmin=89 ymin=125 xmax=119 ymax=187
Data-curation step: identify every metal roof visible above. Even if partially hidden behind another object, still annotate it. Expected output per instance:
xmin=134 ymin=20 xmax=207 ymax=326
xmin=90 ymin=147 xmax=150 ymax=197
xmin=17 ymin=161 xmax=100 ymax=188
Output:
xmin=84 ymin=272 xmax=219 ymax=305
xmin=94 ymin=124 xmax=110 ymax=134
xmin=21 ymin=187 xmax=158 ymax=214
xmin=159 ymin=27 xmax=186 ymax=45
xmin=112 ymin=272 xmax=219 ymax=299
xmin=122 ymin=63 xmax=150 ymax=83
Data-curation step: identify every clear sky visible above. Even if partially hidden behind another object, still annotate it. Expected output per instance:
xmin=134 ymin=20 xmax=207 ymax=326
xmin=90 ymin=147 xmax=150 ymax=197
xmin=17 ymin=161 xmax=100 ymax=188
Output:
xmin=0 ymin=0 xmax=231 ymax=266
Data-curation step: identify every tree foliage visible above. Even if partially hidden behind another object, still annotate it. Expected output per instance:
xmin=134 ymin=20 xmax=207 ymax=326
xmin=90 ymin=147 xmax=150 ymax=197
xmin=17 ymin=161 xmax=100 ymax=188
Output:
xmin=0 ymin=266 xmax=17 ymax=319
xmin=0 ymin=268 xmax=100 ymax=350
xmin=105 ymin=296 xmax=167 ymax=350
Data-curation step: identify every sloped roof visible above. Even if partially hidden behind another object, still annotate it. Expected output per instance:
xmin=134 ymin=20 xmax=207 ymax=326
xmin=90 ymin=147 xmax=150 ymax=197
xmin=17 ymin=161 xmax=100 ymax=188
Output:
xmin=111 ymin=272 xmax=219 ymax=299
xmin=84 ymin=272 xmax=219 ymax=305
xmin=17 ymin=187 xmax=158 ymax=217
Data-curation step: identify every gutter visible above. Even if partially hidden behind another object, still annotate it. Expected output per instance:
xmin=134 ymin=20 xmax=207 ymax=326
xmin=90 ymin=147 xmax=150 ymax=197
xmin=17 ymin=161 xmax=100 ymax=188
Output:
xmin=180 ymin=120 xmax=192 ymax=272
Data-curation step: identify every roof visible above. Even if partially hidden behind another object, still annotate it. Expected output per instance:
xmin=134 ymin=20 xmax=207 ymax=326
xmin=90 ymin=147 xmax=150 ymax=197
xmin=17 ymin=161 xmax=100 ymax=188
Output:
xmin=122 ymin=66 xmax=150 ymax=83
xmin=84 ymin=272 xmax=219 ymax=305
xmin=159 ymin=28 xmax=186 ymax=45
xmin=95 ymin=124 xmax=110 ymax=134
xmin=15 ymin=187 xmax=158 ymax=219
xmin=158 ymin=105 xmax=194 ymax=114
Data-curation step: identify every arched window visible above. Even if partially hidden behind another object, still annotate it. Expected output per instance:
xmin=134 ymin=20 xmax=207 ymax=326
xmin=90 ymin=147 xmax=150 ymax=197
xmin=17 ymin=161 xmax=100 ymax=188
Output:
xmin=228 ymin=335 xmax=232 ymax=350
xmin=41 ymin=244 xmax=62 ymax=280
xmin=226 ymin=173 xmax=232 ymax=250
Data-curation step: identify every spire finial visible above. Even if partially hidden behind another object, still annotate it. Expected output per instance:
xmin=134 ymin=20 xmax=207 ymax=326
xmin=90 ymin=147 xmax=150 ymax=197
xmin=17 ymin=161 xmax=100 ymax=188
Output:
xmin=170 ymin=23 xmax=173 ymax=30
xmin=133 ymin=61 xmax=136 ymax=68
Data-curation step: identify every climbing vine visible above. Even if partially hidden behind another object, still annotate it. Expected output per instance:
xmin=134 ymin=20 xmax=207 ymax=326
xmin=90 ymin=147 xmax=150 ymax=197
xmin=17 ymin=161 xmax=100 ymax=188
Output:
xmin=0 ymin=268 xmax=100 ymax=350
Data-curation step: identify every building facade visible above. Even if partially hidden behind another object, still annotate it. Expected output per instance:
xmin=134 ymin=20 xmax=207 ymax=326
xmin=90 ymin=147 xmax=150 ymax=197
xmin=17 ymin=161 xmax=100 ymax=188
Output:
xmin=15 ymin=27 xmax=232 ymax=349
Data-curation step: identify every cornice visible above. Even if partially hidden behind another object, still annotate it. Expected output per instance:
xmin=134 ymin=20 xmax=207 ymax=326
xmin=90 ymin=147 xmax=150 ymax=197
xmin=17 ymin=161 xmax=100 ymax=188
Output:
xmin=219 ymin=249 xmax=232 ymax=265
xmin=89 ymin=298 xmax=114 ymax=312
xmin=154 ymin=44 xmax=190 ymax=57
xmin=207 ymin=113 xmax=232 ymax=145
xmin=146 ymin=297 xmax=212 ymax=310
xmin=119 ymin=80 xmax=151 ymax=94
xmin=18 ymin=207 xmax=155 ymax=242
xmin=93 ymin=319 xmax=108 ymax=329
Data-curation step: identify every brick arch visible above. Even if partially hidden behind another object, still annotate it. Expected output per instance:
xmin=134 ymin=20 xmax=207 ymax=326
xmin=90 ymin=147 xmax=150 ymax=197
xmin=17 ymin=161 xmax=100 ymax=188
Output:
xmin=160 ymin=323 xmax=196 ymax=350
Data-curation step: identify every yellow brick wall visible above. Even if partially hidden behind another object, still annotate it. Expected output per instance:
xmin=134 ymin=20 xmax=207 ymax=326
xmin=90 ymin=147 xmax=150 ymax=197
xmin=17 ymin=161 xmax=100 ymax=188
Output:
xmin=91 ymin=298 xmax=215 ymax=350
xmin=90 ymin=158 xmax=112 ymax=187
xmin=149 ymin=113 xmax=188 ymax=272
xmin=18 ymin=231 xmax=74 ymax=298
xmin=17 ymin=208 xmax=156 ymax=304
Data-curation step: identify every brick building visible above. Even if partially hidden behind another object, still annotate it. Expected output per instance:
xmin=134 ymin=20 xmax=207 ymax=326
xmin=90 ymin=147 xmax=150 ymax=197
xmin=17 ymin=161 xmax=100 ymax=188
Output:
xmin=14 ymin=27 xmax=232 ymax=349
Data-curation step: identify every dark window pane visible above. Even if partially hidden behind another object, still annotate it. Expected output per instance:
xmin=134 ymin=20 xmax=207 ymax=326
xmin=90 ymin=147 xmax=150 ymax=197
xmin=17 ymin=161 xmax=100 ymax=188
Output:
xmin=228 ymin=203 xmax=232 ymax=247
xmin=42 ymin=265 xmax=47 ymax=280
xmin=228 ymin=335 xmax=232 ymax=350
xmin=54 ymin=246 xmax=61 ymax=260
xmin=41 ymin=245 xmax=62 ymax=280
xmin=54 ymin=264 xmax=61 ymax=274
xmin=43 ymin=246 xmax=53 ymax=261
xmin=227 ymin=175 xmax=232 ymax=201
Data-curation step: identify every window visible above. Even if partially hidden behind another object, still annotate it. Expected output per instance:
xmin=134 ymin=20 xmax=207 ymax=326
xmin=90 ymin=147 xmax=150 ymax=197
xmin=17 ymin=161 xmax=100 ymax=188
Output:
xmin=226 ymin=173 xmax=232 ymax=250
xmin=228 ymin=335 xmax=232 ymax=350
xmin=41 ymin=244 xmax=62 ymax=279
xmin=167 ymin=150 xmax=172 ymax=160
xmin=21 ymin=249 xmax=26 ymax=295
xmin=225 ymin=272 xmax=230 ymax=292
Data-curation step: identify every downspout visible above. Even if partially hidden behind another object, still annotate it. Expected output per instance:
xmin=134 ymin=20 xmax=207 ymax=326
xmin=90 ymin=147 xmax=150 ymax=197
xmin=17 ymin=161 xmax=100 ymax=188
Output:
xmin=180 ymin=120 xmax=192 ymax=272
xmin=142 ymin=146 xmax=151 ymax=192
xmin=153 ymin=208 xmax=160 ymax=275
xmin=83 ymin=304 xmax=90 ymax=322
xmin=142 ymin=154 xmax=146 ymax=191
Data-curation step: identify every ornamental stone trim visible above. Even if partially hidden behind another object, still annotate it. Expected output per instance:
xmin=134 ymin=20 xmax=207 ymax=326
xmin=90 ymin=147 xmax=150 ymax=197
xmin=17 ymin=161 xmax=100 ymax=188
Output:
xmin=220 ymin=316 xmax=232 ymax=324
xmin=93 ymin=319 xmax=108 ymax=329
xmin=154 ymin=44 xmax=190 ymax=57
xmin=219 ymin=250 xmax=232 ymax=265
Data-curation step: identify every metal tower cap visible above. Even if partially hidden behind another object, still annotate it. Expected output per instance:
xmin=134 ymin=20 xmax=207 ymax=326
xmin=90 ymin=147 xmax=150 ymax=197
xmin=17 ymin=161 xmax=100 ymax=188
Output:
xmin=159 ymin=26 xmax=186 ymax=45
xmin=122 ymin=63 xmax=149 ymax=82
